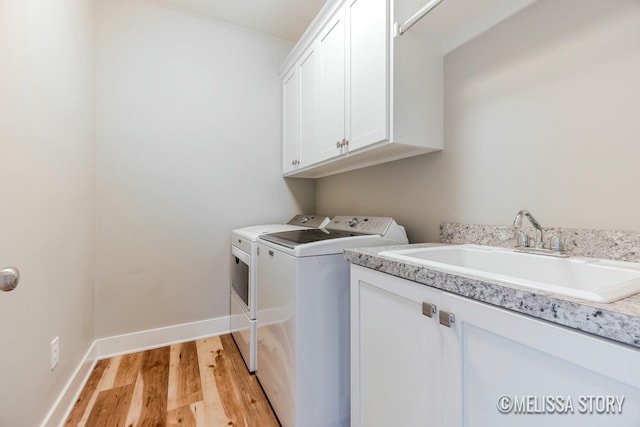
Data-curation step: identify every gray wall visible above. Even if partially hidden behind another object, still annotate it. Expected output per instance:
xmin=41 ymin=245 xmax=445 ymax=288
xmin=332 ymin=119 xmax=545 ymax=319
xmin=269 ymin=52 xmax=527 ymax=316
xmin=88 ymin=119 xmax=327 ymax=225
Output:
xmin=316 ymin=0 xmax=640 ymax=243
xmin=0 ymin=0 xmax=95 ymax=425
xmin=95 ymin=0 xmax=315 ymax=338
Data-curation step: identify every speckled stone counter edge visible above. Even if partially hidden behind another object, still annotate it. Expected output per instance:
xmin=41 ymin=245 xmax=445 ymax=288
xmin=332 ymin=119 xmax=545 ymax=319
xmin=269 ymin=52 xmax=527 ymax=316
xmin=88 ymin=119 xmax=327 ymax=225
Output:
xmin=344 ymin=244 xmax=640 ymax=349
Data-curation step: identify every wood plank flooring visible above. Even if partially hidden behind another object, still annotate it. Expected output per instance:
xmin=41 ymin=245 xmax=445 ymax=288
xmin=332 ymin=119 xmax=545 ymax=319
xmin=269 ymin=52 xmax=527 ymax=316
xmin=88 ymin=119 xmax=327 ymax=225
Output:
xmin=65 ymin=334 xmax=280 ymax=427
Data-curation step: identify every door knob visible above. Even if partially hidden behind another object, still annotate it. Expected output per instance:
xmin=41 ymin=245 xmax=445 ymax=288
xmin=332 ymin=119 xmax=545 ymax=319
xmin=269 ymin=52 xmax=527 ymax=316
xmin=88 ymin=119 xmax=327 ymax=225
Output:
xmin=1 ymin=267 xmax=20 ymax=292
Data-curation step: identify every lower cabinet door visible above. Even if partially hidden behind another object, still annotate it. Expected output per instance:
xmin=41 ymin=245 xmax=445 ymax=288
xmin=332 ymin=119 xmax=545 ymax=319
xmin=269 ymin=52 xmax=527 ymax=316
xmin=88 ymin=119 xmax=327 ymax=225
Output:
xmin=441 ymin=292 xmax=640 ymax=427
xmin=351 ymin=265 xmax=443 ymax=427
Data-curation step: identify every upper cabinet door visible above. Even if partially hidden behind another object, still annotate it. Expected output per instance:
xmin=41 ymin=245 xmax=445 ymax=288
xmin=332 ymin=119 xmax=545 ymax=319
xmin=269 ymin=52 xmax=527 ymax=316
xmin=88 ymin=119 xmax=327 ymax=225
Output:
xmin=298 ymin=44 xmax=319 ymax=167
xmin=318 ymin=8 xmax=347 ymax=162
xmin=282 ymin=68 xmax=299 ymax=174
xmin=348 ymin=0 xmax=389 ymax=151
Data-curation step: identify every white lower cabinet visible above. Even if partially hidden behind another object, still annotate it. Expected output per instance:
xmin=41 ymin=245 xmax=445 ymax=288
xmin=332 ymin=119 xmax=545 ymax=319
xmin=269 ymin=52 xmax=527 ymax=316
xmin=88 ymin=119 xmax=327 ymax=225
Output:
xmin=350 ymin=264 xmax=640 ymax=427
xmin=351 ymin=265 xmax=443 ymax=426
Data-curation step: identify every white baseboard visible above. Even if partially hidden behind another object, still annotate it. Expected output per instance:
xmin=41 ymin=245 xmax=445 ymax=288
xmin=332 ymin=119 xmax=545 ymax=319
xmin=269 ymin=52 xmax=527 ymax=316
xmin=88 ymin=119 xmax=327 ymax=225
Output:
xmin=40 ymin=342 xmax=98 ymax=427
xmin=41 ymin=315 xmax=231 ymax=427
xmin=95 ymin=315 xmax=231 ymax=359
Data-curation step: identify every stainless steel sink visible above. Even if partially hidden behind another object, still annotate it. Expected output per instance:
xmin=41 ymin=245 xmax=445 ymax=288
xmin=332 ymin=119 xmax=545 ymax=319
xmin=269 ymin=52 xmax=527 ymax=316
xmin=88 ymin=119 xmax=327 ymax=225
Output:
xmin=378 ymin=244 xmax=640 ymax=303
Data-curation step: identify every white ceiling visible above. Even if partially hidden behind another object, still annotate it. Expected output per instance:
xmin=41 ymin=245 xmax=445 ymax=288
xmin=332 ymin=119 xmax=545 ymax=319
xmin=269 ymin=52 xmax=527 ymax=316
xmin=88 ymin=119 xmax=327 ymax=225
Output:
xmin=157 ymin=0 xmax=327 ymax=42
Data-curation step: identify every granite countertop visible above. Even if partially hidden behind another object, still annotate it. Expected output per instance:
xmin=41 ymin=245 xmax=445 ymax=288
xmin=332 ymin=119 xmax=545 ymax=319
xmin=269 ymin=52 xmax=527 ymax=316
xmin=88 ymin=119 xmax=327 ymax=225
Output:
xmin=344 ymin=243 xmax=640 ymax=349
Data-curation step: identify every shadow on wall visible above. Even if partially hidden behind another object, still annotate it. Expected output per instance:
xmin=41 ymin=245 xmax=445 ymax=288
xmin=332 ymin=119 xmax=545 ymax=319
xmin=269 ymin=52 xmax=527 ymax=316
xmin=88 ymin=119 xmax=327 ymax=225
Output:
xmin=285 ymin=177 xmax=316 ymax=214
xmin=315 ymin=0 xmax=640 ymax=244
xmin=315 ymin=150 xmax=446 ymax=243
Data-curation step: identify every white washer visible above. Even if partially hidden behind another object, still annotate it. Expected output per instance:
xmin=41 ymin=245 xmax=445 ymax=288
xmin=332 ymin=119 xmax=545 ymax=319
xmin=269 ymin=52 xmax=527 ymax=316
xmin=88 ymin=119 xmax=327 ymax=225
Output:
xmin=256 ymin=216 xmax=408 ymax=427
xmin=230 ymin=215 xmax=330 ymax=373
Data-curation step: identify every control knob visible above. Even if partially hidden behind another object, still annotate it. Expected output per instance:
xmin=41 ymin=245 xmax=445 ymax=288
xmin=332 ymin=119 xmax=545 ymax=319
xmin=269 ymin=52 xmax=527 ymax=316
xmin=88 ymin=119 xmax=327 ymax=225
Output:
xmin=348 ymin=217 xmax=360 ymax=227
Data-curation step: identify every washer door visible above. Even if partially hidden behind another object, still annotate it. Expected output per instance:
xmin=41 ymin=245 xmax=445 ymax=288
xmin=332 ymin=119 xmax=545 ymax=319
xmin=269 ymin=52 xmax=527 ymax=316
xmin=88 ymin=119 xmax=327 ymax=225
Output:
xmin=256 ymin=244 xmax=296 ymax=427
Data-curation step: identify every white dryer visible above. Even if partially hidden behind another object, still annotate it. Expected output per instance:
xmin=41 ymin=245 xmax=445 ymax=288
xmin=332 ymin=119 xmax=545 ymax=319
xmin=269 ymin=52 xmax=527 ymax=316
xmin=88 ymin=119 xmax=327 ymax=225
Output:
xmin=256 ymin=216 xmax=408 ymax=427
xmin=230 ymin=215 xmax=330 ymax=372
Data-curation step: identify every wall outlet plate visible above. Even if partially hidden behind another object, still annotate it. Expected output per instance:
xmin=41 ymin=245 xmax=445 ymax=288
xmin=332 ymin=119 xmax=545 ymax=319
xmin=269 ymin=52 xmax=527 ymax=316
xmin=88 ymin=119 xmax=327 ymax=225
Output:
xmin=51 ymin=336 xmax=60 ymax=370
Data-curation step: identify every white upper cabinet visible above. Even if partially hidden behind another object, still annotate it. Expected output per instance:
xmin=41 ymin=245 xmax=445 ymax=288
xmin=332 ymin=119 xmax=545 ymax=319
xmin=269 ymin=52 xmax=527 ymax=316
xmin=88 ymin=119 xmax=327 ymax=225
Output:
xmin=348 ymin=0 xmax=389 ymax=152
xmin=280 ymin=0 xmax=540 ymax=178
xmin=282 ymin=68 xmax=299 ymax=174
xmin=318 ymin=8 xmax=347 ymax=163
xmin=298 ymin=44 xmax=320 ymax=168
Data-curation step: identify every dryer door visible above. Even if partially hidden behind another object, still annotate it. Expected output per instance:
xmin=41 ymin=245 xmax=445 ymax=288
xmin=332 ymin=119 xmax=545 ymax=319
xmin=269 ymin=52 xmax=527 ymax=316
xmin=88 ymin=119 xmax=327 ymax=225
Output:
xmin=231 ymin=246 xmax=250 ymax=309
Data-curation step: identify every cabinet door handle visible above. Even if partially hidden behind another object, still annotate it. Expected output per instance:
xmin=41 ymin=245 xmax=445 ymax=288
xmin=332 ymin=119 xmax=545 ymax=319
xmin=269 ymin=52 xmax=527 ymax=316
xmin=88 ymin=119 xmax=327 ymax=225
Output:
xmin=422 ymin=302 xmax=437 ymax=318
xmin=439 ymin=310 xmax=455 ymax=327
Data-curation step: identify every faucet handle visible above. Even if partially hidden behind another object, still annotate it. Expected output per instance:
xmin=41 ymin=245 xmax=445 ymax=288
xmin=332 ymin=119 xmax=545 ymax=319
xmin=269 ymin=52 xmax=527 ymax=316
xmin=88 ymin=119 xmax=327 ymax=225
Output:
xmin=549 ymin=233 xmax=567 ymax=253
xmin=516 ymin=231 xmax=530 ymax=248
xmin=533 ymin=229 xmax=545 ymax=249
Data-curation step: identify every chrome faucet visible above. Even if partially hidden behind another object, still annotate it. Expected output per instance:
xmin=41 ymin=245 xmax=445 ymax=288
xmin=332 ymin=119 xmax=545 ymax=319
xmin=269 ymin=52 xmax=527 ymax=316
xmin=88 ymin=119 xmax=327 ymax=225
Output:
xmin=512 ymin=209 xmax=568 ymax=257
xmin=513 ymin=209 xmax=544 ymax=248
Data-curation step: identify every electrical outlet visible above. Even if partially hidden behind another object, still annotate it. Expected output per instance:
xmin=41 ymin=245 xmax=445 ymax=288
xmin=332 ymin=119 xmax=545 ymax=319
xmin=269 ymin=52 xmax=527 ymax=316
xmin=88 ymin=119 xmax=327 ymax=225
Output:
xmin=51 ymin=336 xmax=60 ymax=370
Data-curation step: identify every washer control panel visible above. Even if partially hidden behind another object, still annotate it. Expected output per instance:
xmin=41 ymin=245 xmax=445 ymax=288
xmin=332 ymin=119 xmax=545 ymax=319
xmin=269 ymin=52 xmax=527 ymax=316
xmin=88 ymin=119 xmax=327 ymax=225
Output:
xmin=328 ymin=216 xmax=393 ymax=235
xmin=287 ymin=215 xmax=331 ymax=228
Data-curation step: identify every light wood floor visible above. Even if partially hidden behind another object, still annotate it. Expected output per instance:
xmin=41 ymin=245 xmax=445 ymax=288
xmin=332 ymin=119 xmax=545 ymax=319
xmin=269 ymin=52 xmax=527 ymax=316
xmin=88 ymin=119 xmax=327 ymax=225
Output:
xmin=65 ymin=334 xmax=280 ymax=427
